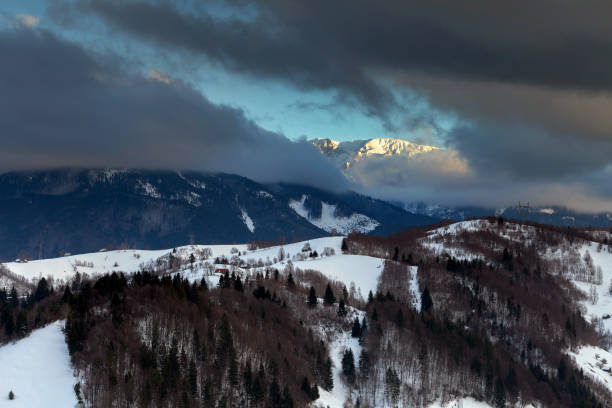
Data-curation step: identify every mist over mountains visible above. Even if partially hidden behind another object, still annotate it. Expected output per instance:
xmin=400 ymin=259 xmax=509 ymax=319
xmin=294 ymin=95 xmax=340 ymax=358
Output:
xmin=310 ymin=137 xmax=612 ymax=226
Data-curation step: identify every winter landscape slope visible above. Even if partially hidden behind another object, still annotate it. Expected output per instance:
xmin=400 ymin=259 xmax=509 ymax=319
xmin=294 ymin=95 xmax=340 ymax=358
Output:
xmin=2 ymin=218 xmax=612 ymax=407
xmin=2 ymin=236 xmax=385 ymax=302
xmin=0 ymin=321 xmax=77 ymax=408
xmin=1 ymin=236 xmax=394 ymax=408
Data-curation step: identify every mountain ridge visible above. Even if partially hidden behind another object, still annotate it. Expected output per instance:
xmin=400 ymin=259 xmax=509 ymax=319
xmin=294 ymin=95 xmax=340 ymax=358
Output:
xmin=0 ymin=168 xmax=438 ymax=260
xmin=311 ymin=137 xmax=439 ymax=169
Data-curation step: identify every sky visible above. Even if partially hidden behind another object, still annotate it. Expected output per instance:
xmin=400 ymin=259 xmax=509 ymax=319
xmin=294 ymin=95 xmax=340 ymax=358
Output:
xmin=1 ymin=0 xmax=612 ymax=212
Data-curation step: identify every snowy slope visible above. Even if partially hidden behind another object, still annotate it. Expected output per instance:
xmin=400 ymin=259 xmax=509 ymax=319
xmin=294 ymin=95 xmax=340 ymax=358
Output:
xmin=0 ymin=321 xmax=77 ymax=408
xmin=569 ymin=345 xmax=612 ymax=394
xmin=571 ymin=242 xmax=612 ymax=339
xmin=315 ymin=309 xmax=365 ymax=408
xmin=3 ymin=236 xmax=386 ymax=301
xmin=428 ymin=398 xmax=495 ymax=408
xmin=289 ymin=195 xmax=379 ymax=234
xmin=292 ymin=255 xmax=384 ymax=298
xmin=2 ymin=244 xmax=249 ymax=284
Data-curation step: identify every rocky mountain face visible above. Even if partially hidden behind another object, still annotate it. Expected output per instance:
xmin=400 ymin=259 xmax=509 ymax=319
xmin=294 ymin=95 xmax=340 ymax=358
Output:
xmin=311 ymin=137 xmax=438 ymax=170
xmin=0 ymin=169 xmax=438 ymax=260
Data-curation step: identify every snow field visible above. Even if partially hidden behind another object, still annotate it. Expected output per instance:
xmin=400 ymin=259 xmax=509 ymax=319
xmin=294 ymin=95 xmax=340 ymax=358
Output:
xmin=289 ymin=195 xmax=379 ymax=235
xmin=571 ymin=241 xmax=612 ymax=339
xmin=569 ymin=345 xmax=612 ymax=394
xmin=315 ymin=310 xmax=365 ymax=408
xmin=427 ymin=397 xmax=494 ymax=408
xmin=0 ymin=321 xmax=77 ymax=408
xmin=3 ymin=236 xmax=388 ymax=302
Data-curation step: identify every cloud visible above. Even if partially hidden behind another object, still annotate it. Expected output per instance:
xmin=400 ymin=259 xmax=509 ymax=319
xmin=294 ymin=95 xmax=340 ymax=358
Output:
xmin=347 ymin=149 xmax=473 ymax=188
xmin=36 ymin=0 xmax=612 ymax=210
xmin=12 ymin=14 xmax=40 ymax=28
xmin=56 ymin=1 xmax=612 ymax=114
xmin=0 ymin=28 xmax=348 ymax=190
xmin=148 ymin=68 xmax=172 ymax=84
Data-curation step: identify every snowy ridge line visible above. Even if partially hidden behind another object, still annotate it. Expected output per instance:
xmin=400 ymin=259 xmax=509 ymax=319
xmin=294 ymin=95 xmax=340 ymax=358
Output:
xmin=2 ymin=236 xmax=388 ymax=303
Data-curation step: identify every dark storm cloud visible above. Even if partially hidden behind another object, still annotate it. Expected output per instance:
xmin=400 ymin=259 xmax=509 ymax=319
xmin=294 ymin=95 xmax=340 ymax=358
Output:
xmin=66 ymin=0 xmax=612 ymax=98
xmin=0 ymin=28 xmax=348 ymax=189
xmin=51 ymin=0 xmax=612 ymax=182
xmin=70 ymin=0 xmax=399 ymax=128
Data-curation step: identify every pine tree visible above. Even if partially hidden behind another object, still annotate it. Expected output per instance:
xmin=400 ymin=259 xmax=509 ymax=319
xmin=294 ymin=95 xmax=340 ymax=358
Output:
xmin=243 ymin=360 xmax=253 ymax=399
xmin=485 ymin=362 xmax=494 ymax=402
xmin=359 ymin=349 xmax=370 ymax=378
xmin=421 ymin=287 xmax=433 ymax=313
xmin=228 ymin=351 xmax=239 ymax=386
xmin=33 ymin=277 xmax=51 ymax=302
xmin=324 ymin=358 xmax=334 ymax=391
xmin=505 ymin=364 xmax=518 ymax=402
xmin=494 ymin=377 xmax=506 ymax=408
xmin=301 ymin=377 xmax=312 ymax=399
xmin=233 ymin=276 xmax=244 ymax=292
xmin=202 ymin=378 xmax=213 ymax=404
xmin=183 ymin=389 xmax=192 ymax=408
xmin=341 ymin=239 xmax=348 ymax=252
xmin=385 ymin=368 xmax=401 ymax=406
xmin=252 ymin=375 xmax=264 ymax=402
xmin=323 ymin=284 xmax=336 ymax=305
xmin=558 ymin=358 xmax=567 ymax=382
xmin=281 ymin=385 xmax=294 ymax=408
xmin=337 ymin=299 xmax=347 ymax=316
xmin=341 ymin=349 xmax=355 ymax=383
xmin=192 ymin=328 xmax=201 ymax=360
xmin=307 ymin=286 xmax=317 ymax=307
xmin=189 ymin=359 xmax=198 ymax=395
xmin=351 ymin=317 xmax=362 ymax=338
xmin=215 ymin=315 xmax=233 ymax=367
xmin=286 ymin=273 xmax=295 ymax=288
xmin=9 ymin=286 xmax=18 ymax=308
xmin=15 ymin=312 xmax=26 ymax=336
xmin=310 ymin=383 xmax=319 ymax=400
xmin=269 ymin=378 xmax=281 ymax=407
xmin=395 ymin=309 xmax=404 ymax=328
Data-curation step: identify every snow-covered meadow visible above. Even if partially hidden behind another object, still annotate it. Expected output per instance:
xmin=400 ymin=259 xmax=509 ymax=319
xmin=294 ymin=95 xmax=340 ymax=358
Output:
xmin=0 ymin=321 xmax=77 ymax=408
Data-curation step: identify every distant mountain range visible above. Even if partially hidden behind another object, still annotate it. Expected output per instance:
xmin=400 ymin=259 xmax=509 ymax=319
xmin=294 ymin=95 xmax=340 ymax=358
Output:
xmin=404 ymin=202 xmax=612 ymax=227
xmin=0 ymin=169 xmax=437 ymax=260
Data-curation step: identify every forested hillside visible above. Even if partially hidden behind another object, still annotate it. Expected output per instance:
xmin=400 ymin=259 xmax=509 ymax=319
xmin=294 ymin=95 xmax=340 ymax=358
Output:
xmin=1 ymin=218 xmax=611 ymax=407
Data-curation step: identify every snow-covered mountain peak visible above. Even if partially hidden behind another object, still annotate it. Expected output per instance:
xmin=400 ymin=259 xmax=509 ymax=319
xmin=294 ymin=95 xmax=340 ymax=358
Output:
xmin=311 ymin=138 xmax=341 ymax=154
xmin=356 ymin=137 xmax=439 ymax=158
xmin=311 ymin=137 xmax=438 ymax=158
xmin=311 ymin=137 xmax=440 ymax=173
